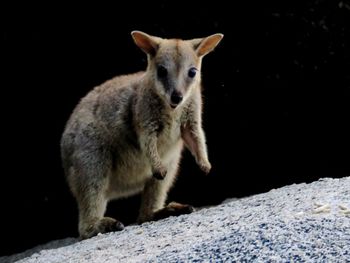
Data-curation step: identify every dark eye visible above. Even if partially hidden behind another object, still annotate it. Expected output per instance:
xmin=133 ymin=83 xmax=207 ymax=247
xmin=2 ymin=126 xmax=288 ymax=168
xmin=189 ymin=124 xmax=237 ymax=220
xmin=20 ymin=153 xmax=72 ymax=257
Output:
xmin=188 ymin=67 xmax=197 ymax=78
xmin=157 ymin=65 xmax=168 ymax=79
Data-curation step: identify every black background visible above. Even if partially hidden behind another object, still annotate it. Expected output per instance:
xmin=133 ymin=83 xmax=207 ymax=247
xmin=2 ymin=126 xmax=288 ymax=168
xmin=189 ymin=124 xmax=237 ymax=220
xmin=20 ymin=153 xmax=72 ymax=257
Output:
xmin=2 ymin=0 xmax=349 ymax=256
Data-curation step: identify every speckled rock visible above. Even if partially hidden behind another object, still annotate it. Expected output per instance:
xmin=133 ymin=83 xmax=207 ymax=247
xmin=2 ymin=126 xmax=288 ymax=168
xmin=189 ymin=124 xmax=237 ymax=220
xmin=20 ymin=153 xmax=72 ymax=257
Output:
xmin=2 ymin=177 xmax=349 ymax=263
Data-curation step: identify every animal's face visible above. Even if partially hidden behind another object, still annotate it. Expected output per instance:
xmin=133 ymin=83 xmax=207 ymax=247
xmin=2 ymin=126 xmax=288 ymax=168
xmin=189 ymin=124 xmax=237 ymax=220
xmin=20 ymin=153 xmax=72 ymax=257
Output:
xmin=151 ymin=40 xmax=200 ymax=108
xmin=132 ymin=31 xmax=223 ymax=109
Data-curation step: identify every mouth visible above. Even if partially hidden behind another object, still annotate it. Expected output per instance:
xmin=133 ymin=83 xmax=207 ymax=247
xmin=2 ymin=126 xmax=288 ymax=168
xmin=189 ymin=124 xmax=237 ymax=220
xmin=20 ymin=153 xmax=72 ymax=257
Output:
xmin=170 ymin=103 xmax=178 ymax=109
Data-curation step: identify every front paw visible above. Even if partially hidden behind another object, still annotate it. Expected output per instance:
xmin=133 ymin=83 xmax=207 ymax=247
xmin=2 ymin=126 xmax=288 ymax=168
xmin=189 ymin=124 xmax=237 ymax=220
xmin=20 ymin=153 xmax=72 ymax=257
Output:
xmin=153 ymin=166 xmax=167 ymax=180
xmin=198 ymin=160 xmax=211 ymax=174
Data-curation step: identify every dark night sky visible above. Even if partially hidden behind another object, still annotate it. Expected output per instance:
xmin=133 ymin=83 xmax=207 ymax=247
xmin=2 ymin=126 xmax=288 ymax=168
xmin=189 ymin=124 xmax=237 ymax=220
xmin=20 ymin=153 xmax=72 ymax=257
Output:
xmin=2 ymin=0 xmax=349 ymax=256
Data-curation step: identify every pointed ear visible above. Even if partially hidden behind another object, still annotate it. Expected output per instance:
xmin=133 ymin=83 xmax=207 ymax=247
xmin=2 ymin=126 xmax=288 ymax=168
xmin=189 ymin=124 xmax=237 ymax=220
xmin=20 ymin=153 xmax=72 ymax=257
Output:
xmin=131 ymin=31 xmax=160 ymax=56
xmin=190 ymin=33 xmax=224 ymax=57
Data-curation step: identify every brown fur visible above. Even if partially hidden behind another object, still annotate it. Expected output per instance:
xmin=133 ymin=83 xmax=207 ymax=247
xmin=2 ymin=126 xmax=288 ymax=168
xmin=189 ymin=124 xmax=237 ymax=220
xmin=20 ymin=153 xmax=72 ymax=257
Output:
xmin=61 ymin=31 xmax=223 ymax=239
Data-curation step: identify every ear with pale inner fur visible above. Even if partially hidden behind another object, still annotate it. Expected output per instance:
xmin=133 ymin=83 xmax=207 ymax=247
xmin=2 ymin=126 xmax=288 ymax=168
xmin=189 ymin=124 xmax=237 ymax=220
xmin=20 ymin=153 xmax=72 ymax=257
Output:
xmin=131 ymin=31 xmax=160 ymax=56
xmin=190 ymin=34 xmax=224 ymax=57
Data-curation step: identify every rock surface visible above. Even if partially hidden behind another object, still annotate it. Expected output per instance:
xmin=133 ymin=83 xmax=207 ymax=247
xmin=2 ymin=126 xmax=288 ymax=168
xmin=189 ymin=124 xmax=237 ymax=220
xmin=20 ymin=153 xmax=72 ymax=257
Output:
xmin=2 ymin=177 xmax=349 ymax=263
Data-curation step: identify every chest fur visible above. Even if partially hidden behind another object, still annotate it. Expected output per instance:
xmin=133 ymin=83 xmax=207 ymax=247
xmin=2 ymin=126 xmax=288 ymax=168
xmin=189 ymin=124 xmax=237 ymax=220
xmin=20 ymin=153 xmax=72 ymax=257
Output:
xmin=157 ymin=113 xmax=182 ymax=155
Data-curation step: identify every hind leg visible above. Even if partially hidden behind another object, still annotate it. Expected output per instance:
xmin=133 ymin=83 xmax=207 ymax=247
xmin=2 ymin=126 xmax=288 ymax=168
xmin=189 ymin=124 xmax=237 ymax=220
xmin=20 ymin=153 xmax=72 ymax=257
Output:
xmin=77 ymin=185 xmax=125 ymax=239
xmin=69 ymin=150 xmax=124 ymax=239
xmin=138 ymin=155 xmax=195 ymax=223
xmin=78 ymin=201 xmax=125 ymax=239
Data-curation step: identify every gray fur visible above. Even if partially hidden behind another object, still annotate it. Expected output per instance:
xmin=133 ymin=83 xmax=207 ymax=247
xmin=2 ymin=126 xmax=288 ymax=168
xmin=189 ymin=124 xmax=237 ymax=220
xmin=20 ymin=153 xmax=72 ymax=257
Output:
xmin=61 ymin=31 xmax=223 ymax=239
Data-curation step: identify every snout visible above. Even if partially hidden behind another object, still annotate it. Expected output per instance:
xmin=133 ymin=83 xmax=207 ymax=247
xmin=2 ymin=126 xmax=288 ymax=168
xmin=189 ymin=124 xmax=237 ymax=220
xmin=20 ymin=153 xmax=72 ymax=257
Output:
xmin=170 ymin=91 xmax=183 ymax=108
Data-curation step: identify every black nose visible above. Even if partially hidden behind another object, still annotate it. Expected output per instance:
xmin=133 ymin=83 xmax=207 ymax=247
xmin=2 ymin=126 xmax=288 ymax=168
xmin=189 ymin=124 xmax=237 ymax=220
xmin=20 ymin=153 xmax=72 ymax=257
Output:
xmin=170 ymin=92 xmax=183 ymax=106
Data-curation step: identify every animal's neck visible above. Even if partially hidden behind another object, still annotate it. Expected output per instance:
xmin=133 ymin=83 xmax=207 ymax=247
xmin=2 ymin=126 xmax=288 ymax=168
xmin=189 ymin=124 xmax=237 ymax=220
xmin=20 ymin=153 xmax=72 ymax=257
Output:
xmin=139 ymin=77 xmax=168 ymax=110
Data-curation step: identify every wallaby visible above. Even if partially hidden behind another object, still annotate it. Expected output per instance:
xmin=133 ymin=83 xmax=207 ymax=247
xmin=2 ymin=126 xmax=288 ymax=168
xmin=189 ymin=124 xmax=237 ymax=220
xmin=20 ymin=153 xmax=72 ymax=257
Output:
xmin=61 ymin=31 xmax=223 ymax=239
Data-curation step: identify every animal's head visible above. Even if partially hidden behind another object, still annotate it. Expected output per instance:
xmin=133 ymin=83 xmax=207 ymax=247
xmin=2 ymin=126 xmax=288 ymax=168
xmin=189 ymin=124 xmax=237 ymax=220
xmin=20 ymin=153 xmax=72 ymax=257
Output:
xmin=131 ymin=31 xmax=223 ymax=109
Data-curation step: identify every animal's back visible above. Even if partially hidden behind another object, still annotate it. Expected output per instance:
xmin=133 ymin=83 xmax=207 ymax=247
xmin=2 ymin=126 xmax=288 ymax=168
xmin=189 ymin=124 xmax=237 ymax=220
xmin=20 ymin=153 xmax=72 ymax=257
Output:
xmin=66 ymin=71 xmax=144 ymax=123
xmin=61 ymin=72 xmax=145 ymax=185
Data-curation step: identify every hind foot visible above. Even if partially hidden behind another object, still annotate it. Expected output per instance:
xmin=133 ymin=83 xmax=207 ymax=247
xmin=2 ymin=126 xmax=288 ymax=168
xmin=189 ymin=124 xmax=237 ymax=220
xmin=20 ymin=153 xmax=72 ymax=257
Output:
xmin=153 ymin=202 xmax=195 ymax=221
xmin=80 ymin=217 xmax=124 ymax=239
